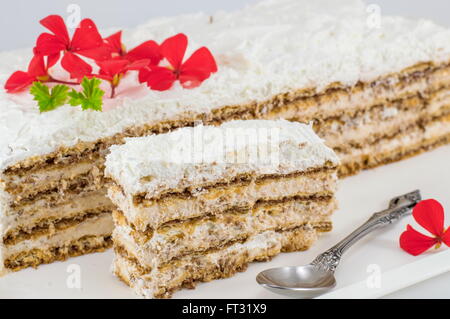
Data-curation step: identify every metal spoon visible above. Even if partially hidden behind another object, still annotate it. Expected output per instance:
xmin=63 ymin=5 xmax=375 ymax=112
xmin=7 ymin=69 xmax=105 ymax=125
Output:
xmin=256 ymin=190 xmax=422 ymax=298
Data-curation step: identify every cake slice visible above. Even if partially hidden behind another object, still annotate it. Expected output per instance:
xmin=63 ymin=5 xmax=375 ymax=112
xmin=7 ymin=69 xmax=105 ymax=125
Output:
xmin=105 ymin=120 xmax=340 ymax=298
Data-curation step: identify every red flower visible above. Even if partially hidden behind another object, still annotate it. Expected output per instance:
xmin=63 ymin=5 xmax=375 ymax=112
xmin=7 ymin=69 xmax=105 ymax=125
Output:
xmin=5 ymin=16 xmax=219 ymax=101
xmin=34 ymin=15 xmax=111 ymax=79
xmin=400 ymin=199 xmax=450 ymax=256
xmin=4 ymin=54 xmax=58 ymax=93
xmin=140 ymin=33 xmax=217 ymax=91
xmin=105 ymin=31 xmax=162 ymax=65
xmin=96 ymin=58 xmax=150 ymax=97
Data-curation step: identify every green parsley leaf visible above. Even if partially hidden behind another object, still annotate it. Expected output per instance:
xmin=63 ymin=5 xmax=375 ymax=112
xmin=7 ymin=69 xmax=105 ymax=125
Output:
xmin=30 ymin=82 xmax=70 ymax=113
xmin=68 ymin=77 xmax=104 ymax=111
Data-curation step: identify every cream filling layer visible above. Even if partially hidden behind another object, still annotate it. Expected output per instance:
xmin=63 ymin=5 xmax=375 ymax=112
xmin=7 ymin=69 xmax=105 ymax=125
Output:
xmin=264 ymin=66 xmax=450 ymax=122
xmin=4 ymin=159 xmax=104 ymax=197
xmin=3 ymin=191 xmax=113 ymax=239
xmin=3 ymin=213 xmax=113 ymax=260
xmin=319 ymin=92 xmax=450 ymax=148
xmin=338 ymin=116 xmax=450 ymax=163
xmin=109 ymin=171 xmax=338 ymax=232
xmin=113 ymin=198 xmax=334 ymax=268
xmin=113 ymin=227 xmax=318 ymax=299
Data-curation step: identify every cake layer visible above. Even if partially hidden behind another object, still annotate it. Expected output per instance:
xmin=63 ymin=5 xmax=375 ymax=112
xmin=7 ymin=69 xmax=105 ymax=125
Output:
xmin=113 ymin=197 xmax=335 ymax=267
xmin=6 ymin=170 xmax=106 ymax=207
xmin=113 ymin=226 xmax=322 ymax=299
xmin=338 ymin=116 xmax=450 ymax=176
xmin=1 ymin=212 xmax=113 ymax=274
xmin=265 ymin=63 xmax=450 ymax=122
xmin=105 ymin=120 xmax=339 ymax=200
xmin=4 ymin=207 xmax=113 ymax=246
xmin=109 ymin=168 xmax=337 ymax=231
xmin=4 ymin=235 xmax=112 ymax=273
xmin=3 ymin=159 xmax=105 ymax=198
xmin=7 ymin=189 xmax=111 ymax=221
xmin=314 ymin=89 xmax=450 ymax=148
xmin=8 ymin=176 xmax=105 ymax=208
xmin=339 ymin=114 xmax=450 ymax=176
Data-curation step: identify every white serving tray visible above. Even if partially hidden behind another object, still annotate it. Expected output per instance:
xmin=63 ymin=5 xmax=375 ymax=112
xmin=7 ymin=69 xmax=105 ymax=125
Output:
xmin=1 ymin=145 xmax=449 ymax=299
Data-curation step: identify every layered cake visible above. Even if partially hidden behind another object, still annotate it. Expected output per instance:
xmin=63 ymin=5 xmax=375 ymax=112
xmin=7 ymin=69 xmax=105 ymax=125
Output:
xmin=104 ymin=120 xmax=339 ymax=298
xmin=2 ymin=0 xmax=450 ymax=273
xmin=0 ymin=146 xmax=114 ymax=273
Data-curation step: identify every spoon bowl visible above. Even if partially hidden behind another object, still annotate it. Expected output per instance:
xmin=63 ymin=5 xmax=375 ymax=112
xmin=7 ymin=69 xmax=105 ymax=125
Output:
xmin=256 ymin=265 xmax=336 ymax=298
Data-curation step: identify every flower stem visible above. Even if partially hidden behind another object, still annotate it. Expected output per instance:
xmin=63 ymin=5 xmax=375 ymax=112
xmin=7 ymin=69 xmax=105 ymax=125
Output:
xmin=110 ymin=84 xmax=116 ymax=98
xmin=49 ymin=77 xmax=79 ymax=86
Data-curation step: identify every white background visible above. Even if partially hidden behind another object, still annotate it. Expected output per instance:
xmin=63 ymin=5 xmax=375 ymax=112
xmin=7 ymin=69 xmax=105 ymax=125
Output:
xmin=1 ymin=0 xmax=450 ymax=50
xmin=0 ymin=0 xmax=449 ymax=299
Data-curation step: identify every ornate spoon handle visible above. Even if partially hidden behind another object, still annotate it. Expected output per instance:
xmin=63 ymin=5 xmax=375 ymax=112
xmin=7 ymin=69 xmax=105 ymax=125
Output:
xmin=311 ymin=190 xmax=421 ymax=273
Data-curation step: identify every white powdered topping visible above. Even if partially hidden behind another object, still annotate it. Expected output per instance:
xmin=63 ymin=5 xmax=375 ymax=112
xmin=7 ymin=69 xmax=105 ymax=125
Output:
xmin=2 ymin=0 xmax=450 ymax=169
xmin=105 ymin=120 xmax=339 ymax=196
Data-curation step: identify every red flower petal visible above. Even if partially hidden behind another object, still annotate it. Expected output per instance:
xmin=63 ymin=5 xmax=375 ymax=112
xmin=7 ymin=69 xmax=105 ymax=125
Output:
xmin=179 ymin=47 xmax=217 ymax=88
xmin=77 ymin=46 xmax=112 ymax=61
xmin=40 ymin=15 xmax=70 ymax=45
xmin=181 ymin=47 xmax=217 ymax=75
xmin=27 ymin=55 xmax=47 ymax=78
xmin=160 ymin=33 xmax=188 ymax=70
xmin=400 ymin=225 xmax=438 ymax=256
xmin=35 ymin=33 xmax=67 ymax=56
xmin=47 ymin=53 xmax=61 ymax=69
xmin=179 ymin=69 xmax=208 ymax=89
xmin=105 ymin=31 xmax=124 ymax=56
xmin=61 ymin=52 xmax=93 ymax=79
xmin=413 ymin=199 xmax=445 ymax=237
xmin=442 ymin=227 xmax=450 ymax=247
xmin=4 ymin=71 xmax=36 ymax=93
xmin=97 ymin=59 xmax=130 ymax=77
xmin=70 ymin=19 xmax=111 ymax=60
xmin=126 ymin=40 xmax=162 ymax=65
xmin=138 ymin=66 xmax=152 ymax=84
xmin=126 ymin=59 xmax=151 ymax=71
xmin=144 ymin=66 xmax=176 ymax=91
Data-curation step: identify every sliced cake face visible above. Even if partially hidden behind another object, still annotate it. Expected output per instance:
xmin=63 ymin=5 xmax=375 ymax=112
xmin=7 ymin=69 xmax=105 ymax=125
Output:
xmin=105 ymin=120 xmax=340 ymax=298
xmin=0 ymin=148 xmax=114 ymax=275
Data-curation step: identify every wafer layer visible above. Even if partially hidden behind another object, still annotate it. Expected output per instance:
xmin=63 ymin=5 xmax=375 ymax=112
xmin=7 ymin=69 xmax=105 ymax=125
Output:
xmin=109 ymin=167 xmax=337 ymax=232
xmin=339 ymin=114 xmax=450 ymax=176
xmin=3 ymin=212 xmax=113 ymax=272
xmin=113 ymin=197 xmax=335 ymax=268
